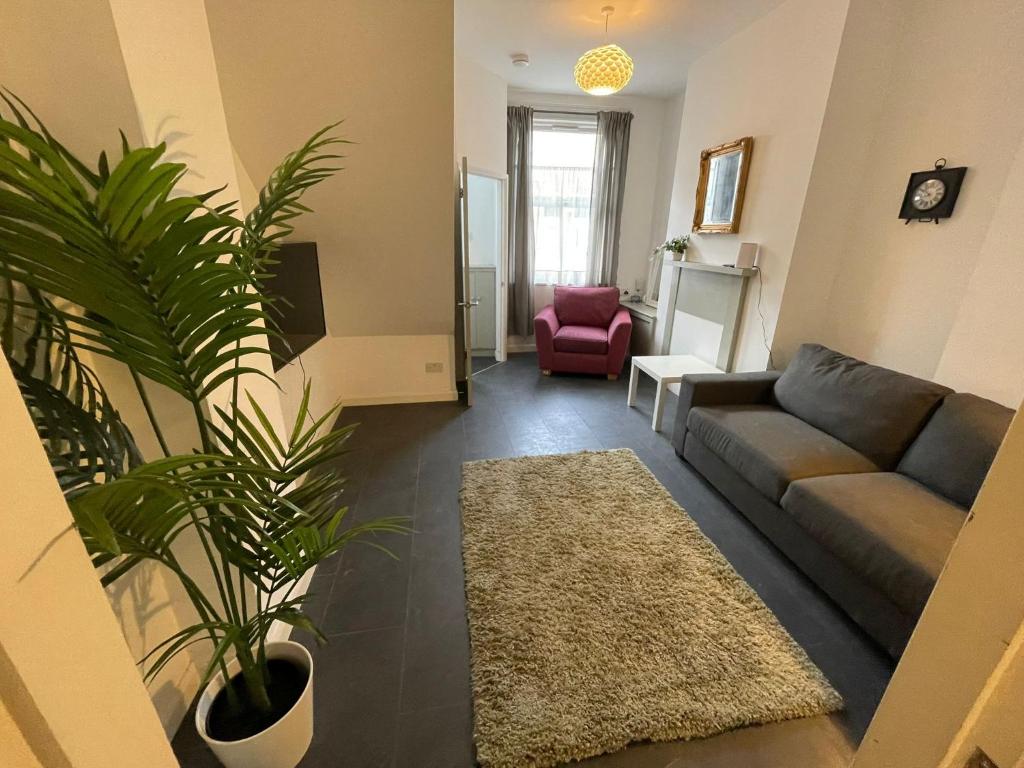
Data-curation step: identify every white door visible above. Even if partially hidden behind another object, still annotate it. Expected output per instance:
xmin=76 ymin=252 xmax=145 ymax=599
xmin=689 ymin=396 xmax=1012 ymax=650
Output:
xmin=466 ymin=169 xmax=508 ymax=362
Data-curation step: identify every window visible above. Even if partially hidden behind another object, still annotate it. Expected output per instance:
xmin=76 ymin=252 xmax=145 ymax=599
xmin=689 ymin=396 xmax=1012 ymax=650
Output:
xmin=531 ymin=117 xmax=596 ymax=285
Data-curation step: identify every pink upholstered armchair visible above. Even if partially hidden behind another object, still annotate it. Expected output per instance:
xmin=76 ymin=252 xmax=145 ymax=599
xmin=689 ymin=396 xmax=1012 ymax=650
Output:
xmin=535 ymin=286 xmax=632 ymax=379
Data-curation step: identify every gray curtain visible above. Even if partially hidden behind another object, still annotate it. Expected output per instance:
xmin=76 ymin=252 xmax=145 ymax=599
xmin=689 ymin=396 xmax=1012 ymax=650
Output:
xmin=507 ymin=106 xmax=535 ymax=337
xmin=587 ymin=110 xmax=633 ymax=287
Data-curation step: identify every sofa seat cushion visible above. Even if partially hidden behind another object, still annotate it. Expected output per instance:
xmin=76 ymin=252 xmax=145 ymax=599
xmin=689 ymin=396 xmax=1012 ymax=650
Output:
xmin=553 ymin=324 xmax=608 ymax=354
xmin=781 ymin=473 xmax=967 ymax=616
xmin=687 ymin=405 xmax=879 ymax=502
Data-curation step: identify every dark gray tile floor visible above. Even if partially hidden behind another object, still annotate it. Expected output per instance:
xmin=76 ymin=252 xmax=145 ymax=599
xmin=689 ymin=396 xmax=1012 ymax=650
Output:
xmin=173 ymin=353 xmax=893 ymax=768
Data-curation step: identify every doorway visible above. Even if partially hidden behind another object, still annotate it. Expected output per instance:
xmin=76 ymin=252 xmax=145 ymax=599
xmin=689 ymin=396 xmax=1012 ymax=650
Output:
xmin=466 ymin=169 xmax=507 ymax=377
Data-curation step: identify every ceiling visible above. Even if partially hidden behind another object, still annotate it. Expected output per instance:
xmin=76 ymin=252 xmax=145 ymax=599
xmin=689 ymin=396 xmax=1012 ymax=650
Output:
xmin=456 ymin=0 xmax=787 ymax=97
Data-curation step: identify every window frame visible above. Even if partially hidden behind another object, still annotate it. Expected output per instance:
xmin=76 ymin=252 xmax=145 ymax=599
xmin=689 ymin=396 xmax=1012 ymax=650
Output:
xmin=530 ymin=113 xmax=598 ymax=286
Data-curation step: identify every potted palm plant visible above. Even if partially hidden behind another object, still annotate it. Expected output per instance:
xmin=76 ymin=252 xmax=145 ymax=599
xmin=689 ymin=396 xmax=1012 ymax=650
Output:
xmin=0 ymin=93 xmax=404 ymax=768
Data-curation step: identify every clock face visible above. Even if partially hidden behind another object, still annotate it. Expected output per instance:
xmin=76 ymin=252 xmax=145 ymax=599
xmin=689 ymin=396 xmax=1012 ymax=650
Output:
xmin=899 ymin=165 xmax=966 ymax=222
xmin=912 ymin=178 xmax=947 ymax=211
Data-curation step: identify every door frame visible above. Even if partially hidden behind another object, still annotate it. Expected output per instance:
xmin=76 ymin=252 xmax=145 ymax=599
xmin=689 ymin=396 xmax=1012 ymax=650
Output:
xmin=457 ymin=158 xmax=474 ymax=405
xmin=467 ymin=165 xmax=509 ymax=363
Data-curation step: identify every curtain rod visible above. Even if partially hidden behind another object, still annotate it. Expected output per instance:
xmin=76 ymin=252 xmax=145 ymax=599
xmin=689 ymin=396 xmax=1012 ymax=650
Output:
xmin=533 ymin=109 xmax=599 ymax=117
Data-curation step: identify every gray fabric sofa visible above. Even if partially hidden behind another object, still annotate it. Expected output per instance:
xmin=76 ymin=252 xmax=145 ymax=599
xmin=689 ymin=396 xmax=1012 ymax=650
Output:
xmin=672 ymin=343 xmax=1013 ymax=657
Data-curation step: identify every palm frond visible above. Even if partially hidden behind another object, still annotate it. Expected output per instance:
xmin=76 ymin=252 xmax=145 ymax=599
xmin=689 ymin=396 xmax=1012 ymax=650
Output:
xmin=0 ymin=109 xmax=273 ymax=404
xmin=2 ymin=283 xmax=141 ymax=495
xmin=241 ymin=123 xmax=350 ymax=281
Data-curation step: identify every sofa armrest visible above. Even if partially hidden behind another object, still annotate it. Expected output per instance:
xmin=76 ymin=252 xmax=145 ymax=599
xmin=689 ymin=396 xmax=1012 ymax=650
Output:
xmin=671 ymin=371 xmax=782 ymax=456
xmin=534 ymin=304 xmax=559 ymax=371
xmin=606 ymin=308 xmax=633 ymax=374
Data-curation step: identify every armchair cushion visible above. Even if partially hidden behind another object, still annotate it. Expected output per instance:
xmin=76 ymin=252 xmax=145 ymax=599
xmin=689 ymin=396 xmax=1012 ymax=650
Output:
xmin=553 ymin=325 xmax=608 ymax=354
xmin=553 ymin=285 xmax=619 ymax=327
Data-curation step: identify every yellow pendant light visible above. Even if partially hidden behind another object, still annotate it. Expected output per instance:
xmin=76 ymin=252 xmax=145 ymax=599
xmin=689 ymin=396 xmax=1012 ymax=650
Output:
xmin=574 ymin=6 xmax=634 ymax=96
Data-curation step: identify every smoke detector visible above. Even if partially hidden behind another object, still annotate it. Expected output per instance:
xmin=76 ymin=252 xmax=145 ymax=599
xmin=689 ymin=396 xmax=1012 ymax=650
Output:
xmin=511 ymin=53 xmax=530 ymax=68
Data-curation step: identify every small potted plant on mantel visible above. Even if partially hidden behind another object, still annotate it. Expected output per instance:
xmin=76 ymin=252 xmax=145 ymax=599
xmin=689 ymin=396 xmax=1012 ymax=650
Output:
xmin=653 ymin=234 xmax=690 ymax=261
xmin=0 ymin=95 xmax=405 ymax=768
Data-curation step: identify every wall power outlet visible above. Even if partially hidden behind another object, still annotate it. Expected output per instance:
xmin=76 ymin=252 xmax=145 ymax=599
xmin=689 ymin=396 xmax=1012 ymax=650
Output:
xmin=425 ymin=362 xmax=444 ymax=373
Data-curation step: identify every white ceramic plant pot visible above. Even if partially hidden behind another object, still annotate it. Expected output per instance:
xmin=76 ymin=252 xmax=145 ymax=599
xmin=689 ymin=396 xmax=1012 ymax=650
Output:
xmin=670 ymin=250 xmax=685 ymax=261
xmin=196 ymin=641 xmax=314 ymax=768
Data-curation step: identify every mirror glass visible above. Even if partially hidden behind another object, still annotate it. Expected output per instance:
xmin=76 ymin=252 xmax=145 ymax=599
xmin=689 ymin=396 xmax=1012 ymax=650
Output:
xmin=693 ymin=137 xmax=752 ymax=234
xmin=702 ymin=150 xmax=742 ymax=225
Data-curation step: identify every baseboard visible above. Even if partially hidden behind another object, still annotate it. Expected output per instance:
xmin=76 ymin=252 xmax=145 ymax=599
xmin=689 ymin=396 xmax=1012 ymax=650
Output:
xmin=340 ymin=390 xmax=458 ymax=407
xmin=506 ymin=341 xmax=536 ymax=353
xmin=275 ymin=334 xmax=457 ymax=425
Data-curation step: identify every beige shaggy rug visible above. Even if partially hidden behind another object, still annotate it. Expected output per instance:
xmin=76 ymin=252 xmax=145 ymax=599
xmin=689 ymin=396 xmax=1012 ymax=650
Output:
xmin=460 ymin=449 xmax=842 ymax=768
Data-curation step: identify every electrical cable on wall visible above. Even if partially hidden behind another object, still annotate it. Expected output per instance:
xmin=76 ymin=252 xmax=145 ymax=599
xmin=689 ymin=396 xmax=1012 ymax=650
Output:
xmin=296 ymin=352 xmax=321 ymax=423
xmin=752 ymin=266 xmax=775 ymax=370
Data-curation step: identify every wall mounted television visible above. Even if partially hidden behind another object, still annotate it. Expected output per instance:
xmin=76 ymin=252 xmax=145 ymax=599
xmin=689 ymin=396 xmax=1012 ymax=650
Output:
xmin=263 ymin=241 xmax=326 ymax=370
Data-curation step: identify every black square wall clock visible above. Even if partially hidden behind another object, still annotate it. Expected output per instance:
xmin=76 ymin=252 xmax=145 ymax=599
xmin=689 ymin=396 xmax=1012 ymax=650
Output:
xmin=899 ymin=158 xmax=967 ymax=223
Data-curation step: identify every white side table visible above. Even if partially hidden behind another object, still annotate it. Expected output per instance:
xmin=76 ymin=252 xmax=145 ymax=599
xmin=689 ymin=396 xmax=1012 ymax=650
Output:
xmin=627 ymin=354 xmax=722 ymax=431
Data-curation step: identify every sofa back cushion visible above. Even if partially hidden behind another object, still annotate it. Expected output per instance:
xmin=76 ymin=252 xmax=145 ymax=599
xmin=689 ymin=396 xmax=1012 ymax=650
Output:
xmin=898 ymin=393 xmax=1013 ymax=509
xmin=773 ymin=344 xmax=951 ymax=469
xmin=553 ymin=286 xmax=619 ymax=328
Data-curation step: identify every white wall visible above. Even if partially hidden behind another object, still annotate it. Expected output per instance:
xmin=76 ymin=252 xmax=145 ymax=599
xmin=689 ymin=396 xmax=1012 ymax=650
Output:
xmin=644 ymin=91 xmax=687 ymax=308
xmin=773 ymin=0 xmax=1024 ymax=406
xmin=810 ymin=0 xmax=1024 ymax=391
xmin=207 ymin=0 xmax=454 ymax=338
xmin=206 ymin=0 xmax=457 ymax=413
xmin=455 ymin=56 xmax=508 ymax=177
xmin=0 ymin=0 xmax=144 ymax=155
xmin=0 ymin=351 xmax=177 ymax=767
xmin=509 ymin=89 xmax=674 ymax=297
xmin=2 ymin=0 xmax=212 ymax=734
xmin=650 ymin=91 xmax=687 ymax=250
xmin=0 ymin=697 xmax=43 ymax=768
xmin=664 ymin=0 xmax=851 ymax=372
xmin=935 ymin=131 xmax=1024 ymax=406
xmin=275 ymin=335 xmax=456 ymax=426
xmin=938 ymin=619 xmax=1024 ymax=768
xmin=771 ymin=0 xmax=905 ymax=368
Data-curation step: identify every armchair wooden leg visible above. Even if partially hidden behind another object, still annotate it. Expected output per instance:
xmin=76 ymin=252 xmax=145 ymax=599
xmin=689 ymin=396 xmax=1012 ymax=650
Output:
xmin=607 ymin=373 xmax=619 ymax=381
xmin=542 ymin=369 xmax=552 ymax=376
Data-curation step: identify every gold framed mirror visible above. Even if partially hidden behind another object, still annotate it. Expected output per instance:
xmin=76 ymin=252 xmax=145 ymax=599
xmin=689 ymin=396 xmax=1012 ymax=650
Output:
xmin=692 ymin=136 xmax=753 ymax=234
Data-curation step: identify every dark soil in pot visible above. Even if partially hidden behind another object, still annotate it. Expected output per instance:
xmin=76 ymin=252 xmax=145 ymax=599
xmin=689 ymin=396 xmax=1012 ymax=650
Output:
xmin=207 ymin=658 xmax=310 ymax=742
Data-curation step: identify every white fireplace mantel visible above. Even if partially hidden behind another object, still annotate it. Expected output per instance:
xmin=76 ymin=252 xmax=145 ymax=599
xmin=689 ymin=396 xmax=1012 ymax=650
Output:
xmin=653 ymin=258 xmax=755 ymax=371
